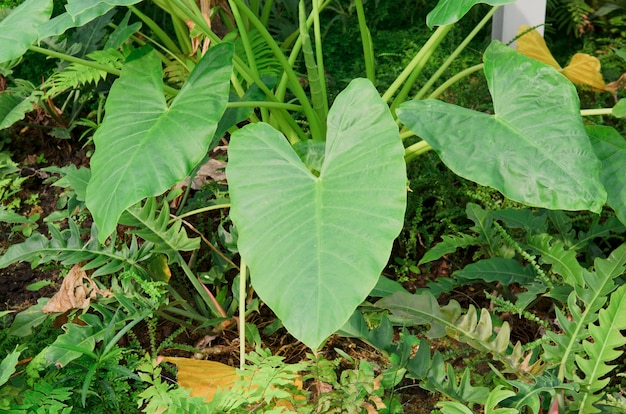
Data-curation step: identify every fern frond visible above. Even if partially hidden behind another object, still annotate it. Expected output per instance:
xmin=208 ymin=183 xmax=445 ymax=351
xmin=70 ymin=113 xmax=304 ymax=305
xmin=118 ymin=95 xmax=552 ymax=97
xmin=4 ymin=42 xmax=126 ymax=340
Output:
xmin=44 ymin=49 xmax=126 ymax=97
xmin=527 ymin=233 xmax=584 ymax=287
xmin=505 ymin=371 xmax=578 ymax=414
xmin=574 ymin=284 xmax=626 ymax=413
xmin=419 ymin=233 xmax=480 ymax=265
xmin=234 ymin=29 xmax=283 ymax=82
xmin=0 ymin=220 xmax=151 ymax=277
xmin=119 ymin=198 xmax=200 ymax=264
xmin=542 ymin=243 xmax=626 ymax=381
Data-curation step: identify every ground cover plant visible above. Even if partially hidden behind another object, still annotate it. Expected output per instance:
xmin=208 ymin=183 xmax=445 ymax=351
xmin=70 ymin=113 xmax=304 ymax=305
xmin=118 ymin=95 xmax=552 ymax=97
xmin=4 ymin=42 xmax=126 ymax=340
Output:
xmin=1 ymin=0 xmax=626 ymax=412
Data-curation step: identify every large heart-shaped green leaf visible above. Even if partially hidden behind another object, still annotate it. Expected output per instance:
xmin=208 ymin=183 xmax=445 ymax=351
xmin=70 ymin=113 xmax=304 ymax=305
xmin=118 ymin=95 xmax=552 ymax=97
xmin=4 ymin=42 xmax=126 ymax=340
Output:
xmin=587 ymin=125 xmax=626 ymax=225
xmin=0 ymin=0 xmax=52 ymax=63
xmin=86 ymin=44 xmax=233 ymax=242
xmin=227 ymin=78 xmax=407 ymax=349
xmin=427 ymin=0 xmax=515 ymax=28
xmin=397 ymin=41 xmax=606 ymax=213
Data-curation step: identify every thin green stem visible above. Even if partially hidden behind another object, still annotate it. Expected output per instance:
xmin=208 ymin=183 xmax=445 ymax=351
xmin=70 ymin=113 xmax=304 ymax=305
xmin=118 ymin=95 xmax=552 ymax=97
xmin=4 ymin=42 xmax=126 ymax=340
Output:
xmin=129 ymin=5 xmax=182 ymax=55
xmin=312 ymin=0 xmax=329 ymax=116
xmin=404 ymin=140 xmax=432 ymax=163
xmin=28 ymin=45 xmax=121 ymax=77
xmin=230 ymin=0 xmax=322 ymax=140
xmin=427 ymin=63 xmax=484 ymax=100
xmin=239 ymin=259 xmax=247 ymax=369
xmin=415 ymin=6 xmax=498 ymax=100
xmin=383 ymin=24 xmax=452 ymax=106
xmin=171 ymin=203 xmax=231 ymax=222
xmin=227 ymin=101 xmax=303 ymax=111
xmin=581 ymin=108 xmax=613 ymax=116
xmin=355 ymin=0 xmax=375 ymax=83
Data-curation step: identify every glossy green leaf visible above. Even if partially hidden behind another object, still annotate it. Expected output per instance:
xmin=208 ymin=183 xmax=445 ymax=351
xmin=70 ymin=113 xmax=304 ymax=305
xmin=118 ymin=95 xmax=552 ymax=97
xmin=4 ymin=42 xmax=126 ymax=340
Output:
xmin=427 ymin=0 xmax=515 ymax=28
xmin=227 ymin=78 xmax=406 ymax=349
xmin=398 ymin=42 xmax=606 ymax=213
xmin=86 ymin=44 xmax=233 ymax=242
xmin=586 ymin=125 xmax=626 ymax=225
xmin=454 ymin=258 xmax=535 ymax=286
xmin=0 ymin=0 xmax=52 ymax=63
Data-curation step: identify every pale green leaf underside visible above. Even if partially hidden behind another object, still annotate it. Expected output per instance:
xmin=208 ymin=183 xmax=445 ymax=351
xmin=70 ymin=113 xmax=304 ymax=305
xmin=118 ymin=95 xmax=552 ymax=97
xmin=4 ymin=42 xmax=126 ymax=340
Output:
xmin=427 ymin=0 xmax=515 ymax=28
xmin=86 ymin=44 xmax=233 ymax=241
xmin=398 ymin=42 xmax=606 ymax=213
xmin=227 ymin=79 xmax=406 ymax=349
xmin=0 ymin=0 xmax=52 ymax=63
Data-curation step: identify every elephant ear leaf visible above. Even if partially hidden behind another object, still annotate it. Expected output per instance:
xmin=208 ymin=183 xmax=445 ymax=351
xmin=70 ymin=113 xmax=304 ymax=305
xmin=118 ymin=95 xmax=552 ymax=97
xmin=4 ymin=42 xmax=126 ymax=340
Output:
xmin=227 ymin=79 xmax=407 ymax=350
xmin=0 ymin=0 xmax=53 ymax=63
xmin=86 ymin=44 xmax=233 ymax=242
xmin=426 ymin=0 xmax=515 ymax=28
xmin=397 ymin=41 xmax=606 ymax=213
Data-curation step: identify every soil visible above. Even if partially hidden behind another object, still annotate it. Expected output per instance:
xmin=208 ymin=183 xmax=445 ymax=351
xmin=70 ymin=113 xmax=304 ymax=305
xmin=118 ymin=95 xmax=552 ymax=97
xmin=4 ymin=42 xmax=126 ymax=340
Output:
xmin=0 ymin=130 xmax=542 ymax=413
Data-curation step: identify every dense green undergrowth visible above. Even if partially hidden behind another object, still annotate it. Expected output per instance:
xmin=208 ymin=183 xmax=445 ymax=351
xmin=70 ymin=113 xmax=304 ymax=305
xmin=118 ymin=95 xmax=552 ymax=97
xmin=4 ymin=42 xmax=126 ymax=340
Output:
xmin=1 ymin=0 xmax=626 ymax=413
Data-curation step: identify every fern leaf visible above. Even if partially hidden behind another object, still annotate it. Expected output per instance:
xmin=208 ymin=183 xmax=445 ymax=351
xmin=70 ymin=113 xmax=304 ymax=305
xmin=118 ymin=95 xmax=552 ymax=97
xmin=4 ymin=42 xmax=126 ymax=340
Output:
xmin=543 ymin=243 xmax=626 ymax=380
xmin=528 ymin=233 xmax=584 ymax=286
xmin=574 ymin=284 xmax=626 ymax=413
xmin=0 ymin=220 xmax=150 ymax=277
xmin=419 ymin=233 xmax=480 ymax=265
xmin=453 ymin=257 xmax=535 ymax=286
xmin=44 ymin=48 xmax=125 ymax=97
xmin=119 ymin=198 xmax=200 ymax=264
xmin=506 ymin=372 xmax=577 ymax=414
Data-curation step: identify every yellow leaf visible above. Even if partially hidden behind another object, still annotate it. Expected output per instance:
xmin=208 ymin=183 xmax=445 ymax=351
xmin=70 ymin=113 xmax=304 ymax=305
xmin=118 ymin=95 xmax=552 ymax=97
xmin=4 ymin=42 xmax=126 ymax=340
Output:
xmin=516 ymin=25 xmax=605 ymax=91
xmin=160 ymin=357 xmax=237 ymax=402
xmin=562 ymin=53 xmax=606 ymax=91
xmin=516 ymin=25 xmax=561 ymax=70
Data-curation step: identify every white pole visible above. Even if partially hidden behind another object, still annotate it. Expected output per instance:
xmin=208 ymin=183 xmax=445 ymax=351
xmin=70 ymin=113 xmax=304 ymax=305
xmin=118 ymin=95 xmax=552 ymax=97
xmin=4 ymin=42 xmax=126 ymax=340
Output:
xmin=492 ymin=0 xmax=547 ymax=47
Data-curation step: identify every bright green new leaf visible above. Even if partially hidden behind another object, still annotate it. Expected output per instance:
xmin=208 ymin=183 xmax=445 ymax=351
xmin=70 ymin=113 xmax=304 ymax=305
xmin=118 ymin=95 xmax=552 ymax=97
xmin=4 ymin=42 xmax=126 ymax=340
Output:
xmin=227 ymin=78 xmax=406 ymax=349
xmin=0 ymin=0 xmax=52 ymax=63
xmin=613 ymin=98 xmax=626 ymax=117
xmin=427 ymin=0 xmax=515 ymax=28
xmin=586 ymin=125 xmax=626 ymax=225
xmin=0 ymin=346 xmax=21 ymax=387
xmin=398 ymin=42 xmax=606 ymax=213
xmin=86 ymin=44 xmax=233 ymax=242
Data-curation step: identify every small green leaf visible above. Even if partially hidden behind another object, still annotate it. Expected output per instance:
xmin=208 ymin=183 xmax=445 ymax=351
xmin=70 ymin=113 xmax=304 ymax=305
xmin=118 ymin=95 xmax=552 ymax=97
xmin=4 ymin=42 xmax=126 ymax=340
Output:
xmin=398 ymin=42 xmax=607 ymax=213
xmin=612 ymin=98 xmax=626 ymax=117
xmin=0 ymin=89 xmax=38 ymax=130
xmin=8 ymin=298 xmax=50 ymax=337
xmin=0 ymin=0 xmax=52 ymax=63
xmin=27 ymin=280 xmax=54 ymax=291
xmin=427 ymin=0 xmax=515 ymax=28
xmin=0 ymin=346 xmax=22 ymax=387
xmin=86 ymin=44 xmax=233 ymax=242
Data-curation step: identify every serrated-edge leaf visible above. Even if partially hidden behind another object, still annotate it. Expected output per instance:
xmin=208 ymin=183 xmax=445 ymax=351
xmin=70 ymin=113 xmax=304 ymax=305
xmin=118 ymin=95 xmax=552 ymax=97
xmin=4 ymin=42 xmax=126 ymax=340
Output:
xmin=453 ymin=257 xmax=535 ymax=286
xmin=419 ymin=233 xmax=480 ymax=265
xmin=528 ymin=234 xmax=584 ymax=287
xmin=575 ymin=284 xmax=626 ymax=412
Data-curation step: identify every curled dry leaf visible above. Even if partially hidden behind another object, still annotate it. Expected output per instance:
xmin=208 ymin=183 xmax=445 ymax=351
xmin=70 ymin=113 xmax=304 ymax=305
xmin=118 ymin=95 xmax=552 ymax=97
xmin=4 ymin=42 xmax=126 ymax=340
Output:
xmin=42 ymin=264 xmax=113 ymax=313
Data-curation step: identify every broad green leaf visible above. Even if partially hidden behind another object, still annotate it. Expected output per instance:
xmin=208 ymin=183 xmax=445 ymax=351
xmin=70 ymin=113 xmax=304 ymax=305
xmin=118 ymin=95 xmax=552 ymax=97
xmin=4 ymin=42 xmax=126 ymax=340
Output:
xmin=427 ymin=0 xmax=515 ymax=28
xmin=8 ymin=298 xmax=50 ymax=337
xmin=0 ymin=89 xmax=38 ymax=130
xmin=38 ymin=0 xmax=141 ymax=40
xmin=398 ymin=42 xmax=606 ymax=213
xmin=613 ymin=98 xmax=626 ymax=117
xmin=86 ymin=44 xmax=233 ymax=242
xmin=227 ymin=78 xmax=406 ymax=349
xmin=586 ymin=125 xmax=626 ymax=225
xmin=454 ymin=258 xmax=535 ymax=286
xmin=0 ymin=0 xmax=52 ymax=63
